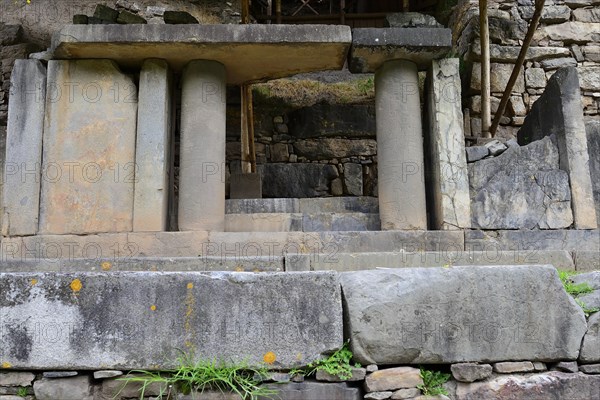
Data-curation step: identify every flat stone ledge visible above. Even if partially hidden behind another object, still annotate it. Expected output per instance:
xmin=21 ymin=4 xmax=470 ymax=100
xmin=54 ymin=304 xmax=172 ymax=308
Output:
xmin=51 ymin=24 xmax=352 ymax=84
xmin=349 ymin=28 xmax=452 ymax=73
xmin=0 ymin=256 xmax=283 ymax=273
xmin=286 ymin=250 xmax=575 ymax=272
xmin=0 ymin=271 xmax=343 ymax=370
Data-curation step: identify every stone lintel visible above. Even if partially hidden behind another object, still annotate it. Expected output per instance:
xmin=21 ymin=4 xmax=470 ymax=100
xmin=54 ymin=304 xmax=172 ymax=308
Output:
xmin=51 ymin=24 xmax=352 ymax=84
xmin=349 ymin=28 xmax=452 ymax=73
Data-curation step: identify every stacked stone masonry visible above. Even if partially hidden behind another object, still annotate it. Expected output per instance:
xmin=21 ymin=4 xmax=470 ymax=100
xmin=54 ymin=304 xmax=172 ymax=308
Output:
xmin=449 ymin=0 xmax=600 ymax=141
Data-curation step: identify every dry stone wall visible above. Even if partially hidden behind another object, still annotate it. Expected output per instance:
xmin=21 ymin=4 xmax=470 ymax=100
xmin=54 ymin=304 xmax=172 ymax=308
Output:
xmin=450 ymin=0 xmax=600 ymax=141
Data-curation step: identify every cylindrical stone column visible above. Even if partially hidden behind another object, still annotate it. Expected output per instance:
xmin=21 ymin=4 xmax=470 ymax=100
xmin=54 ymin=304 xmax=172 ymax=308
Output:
xmin=375 ymin=59 xmax=427 ymax=230
xmin=179 ymin=60 xmax=226 ymax=231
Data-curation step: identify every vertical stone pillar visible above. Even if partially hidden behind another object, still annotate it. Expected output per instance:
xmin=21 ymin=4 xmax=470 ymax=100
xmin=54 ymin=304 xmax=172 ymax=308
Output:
xmin=2 ymin=60 xmax=46 ymax=236
xmin=133 ymin=59 xmax=172 ymax=232
xmin=375 ymin=59 xmax=427 ymax=230
xmin=179 ymin=60 xmax=226 ymax=231
xmin=426 ymin=58 xmax=471 ymax=230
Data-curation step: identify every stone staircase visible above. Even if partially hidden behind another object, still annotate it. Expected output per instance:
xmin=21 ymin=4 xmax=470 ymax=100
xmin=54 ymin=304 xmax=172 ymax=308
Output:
xmin=225 ymin=197 xmax=381 ymax=232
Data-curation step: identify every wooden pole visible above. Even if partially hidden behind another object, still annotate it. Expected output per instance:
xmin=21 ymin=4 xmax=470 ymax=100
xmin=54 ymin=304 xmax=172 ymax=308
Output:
xmin=267 ymin=0 xmax=272 ymax=24
xmin=490 ymin=0 xmax=546 ymax=137
xmin=340 ymin=0 xmax=346 ymax=24
xmin=479 ymin=0 xmax=491 ymax=138
xmin=241 ymin=0 xmax=250 ymax=24
xmin=276 ymin=0 xmax=282 ymax=23
xmin=240 ymin=86 xmax=252 ymax=174
xmin=246 ymin=85 xmax=256 ymax=173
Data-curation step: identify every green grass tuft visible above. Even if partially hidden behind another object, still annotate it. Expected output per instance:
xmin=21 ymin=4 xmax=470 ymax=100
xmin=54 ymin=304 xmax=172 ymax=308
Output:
xmin=417 ymin=367 xmax=450 ymax=396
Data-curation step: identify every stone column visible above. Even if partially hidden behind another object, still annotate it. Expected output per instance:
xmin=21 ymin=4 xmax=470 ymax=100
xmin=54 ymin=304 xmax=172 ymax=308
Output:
xmin=133 ymin=59 xmax=172 ymax=232
xmin=375 ymin=59 xmax=427 ymax=230
xmin=179 ymin=60 xmax=226 ymax=231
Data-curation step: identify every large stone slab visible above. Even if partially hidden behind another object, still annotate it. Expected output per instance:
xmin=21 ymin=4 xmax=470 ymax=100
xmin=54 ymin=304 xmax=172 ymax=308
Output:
xmin=340 ymin=266 xmax=587 ymax=365
xmin=51 ymin=24 xmax=351 ymax=84
xmin=39 ymin=60 xmax=137 ymax=234
xmin=455 ymin=372 xmax=600 ymax=400
xmin=0 ymin=271 xmax=343 ymax=369
xmin=226 ymin=198 xmax=300 ymax=214
xmin=133 ymin=59 xmax=172 ymax=232
xmin=425 ymin=58 xmax=471 ymax=230
xmin=286 ymin=250 xmax=575 ymax=272
xmin=2 ymin=60 xmax=46 ymax=236
xmin=468 ymin=136 xmax=574 ymax=229
xmin=518 ymin=67 xmax=597 ymax=229
xmin=349 ymin=28 xmax=452 ymax=73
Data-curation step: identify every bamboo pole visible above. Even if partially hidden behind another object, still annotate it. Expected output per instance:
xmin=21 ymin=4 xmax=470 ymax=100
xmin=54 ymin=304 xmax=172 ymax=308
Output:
xmin=479 ymin=0 xmax=491 ymax=138
xmin=490 ymin=0 xmax=546 ymax=137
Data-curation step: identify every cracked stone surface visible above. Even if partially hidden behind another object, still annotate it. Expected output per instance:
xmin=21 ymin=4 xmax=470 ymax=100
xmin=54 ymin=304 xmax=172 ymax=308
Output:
xmin=468 ymin=136 xmax=573 ymax=229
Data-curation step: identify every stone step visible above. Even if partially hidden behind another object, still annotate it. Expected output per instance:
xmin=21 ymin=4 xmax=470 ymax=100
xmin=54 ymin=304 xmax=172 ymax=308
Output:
xmin=225 ymin=197 xmax=379 ymax=214
xmin=0 ymin=230 xmax=463 ymax=260
xmin=224 ymin=212 xmax=380 ymax=232
xmin=285 ymin=250 xmax=600 ymax=272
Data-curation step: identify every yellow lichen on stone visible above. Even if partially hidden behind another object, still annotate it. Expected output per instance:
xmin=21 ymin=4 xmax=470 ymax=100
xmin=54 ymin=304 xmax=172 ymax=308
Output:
xmin=101 ymin=261 xmax=112 ymax=271
xmin=30 ymin=279 xmax=38 ymax=286
xmin=263 ymin=351 xmax=276 ymax=364
xmin=150 ymin=305 xmax=157 ymax=311
xmin=187 ymin=282 xmax=194 ymax=289
xmin=1 ymin=362 xmax=11 ymax=369
xmin=70 ymin=279 xmax=82 ymax=292
xmin=184 ymin=282 xmax=196 ymax=350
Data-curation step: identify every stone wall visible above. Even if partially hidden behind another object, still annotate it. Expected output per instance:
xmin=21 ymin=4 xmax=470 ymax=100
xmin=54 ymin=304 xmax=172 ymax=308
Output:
xmin=226 ymin=102 xmax=378 ymax=198
xmin=1 ymin=266 xmax=599 ymax=400
xmin=449 ymin=0 xmax=600 ymax=141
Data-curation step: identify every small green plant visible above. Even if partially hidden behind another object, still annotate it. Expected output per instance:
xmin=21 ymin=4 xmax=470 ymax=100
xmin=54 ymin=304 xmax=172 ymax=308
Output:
xmin=576 ymin=298 xmax=600 ymax=318
xmin=417 ymin=367 xmax=450 ymax=396
xmin=118 ymin=353 xmax=277 ymax=400
xmin=558 ymin=270 xmax=594 ymax=297
xmin=303 ymin=341 xmax=360 ymax=380
xmin=16 ymin=387 xmax=28 ymax=397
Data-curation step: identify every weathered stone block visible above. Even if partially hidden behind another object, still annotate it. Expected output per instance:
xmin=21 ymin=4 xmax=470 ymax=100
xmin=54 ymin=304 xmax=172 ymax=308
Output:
xmin=298 ymin=197 xmax=379 ymax=214
xmin=586 ymin=119 xmax=600 ymax=227
xmin=0 ymin=372 xmax=35 ymax=386
xmin=534 ymin=22 xmax=600 ymax=43
xmin=455 ymin=372 xmax=600 ymax=399
xmin=579 ymin=66 xmax=600 ymax=92
xmin=493 ymin=361 xmax=535 ymax=373
xmin=0 ymin=24 xmax=23 ymax=46
xmin=426 ymin=58 xmax=471 ymax=230
xmin=0 ymin=272 xmax=343 ymax=369
xmin=364 ymin=367 xmax=422 ymax=392
xmin=133 ymin=59 xmax=172 ymax=232
xmin=573 ymin=7 xmax=600 ymax=22
xmin=450 ymin=363 xmax=492 ymax=383
xmin=469 ymin=136 xmax=574 ymax=229
xmin=581 ymin=312 xmax=600 ymax=363
xmin=39 ymin=60 xmax=137 ymax=234
xmin=33 ymin=376 xmax=93 ymax=400
xmin=2 ymin=60 xmax=46 ymax=236
xmin=471 ymin=63 xmax=525 ymax=93
xmin=525 ymin=67 xmax=547 ymax=88
xmin=163 ymin=11 xmax=199 ymax=24
xmin=225 ymin=213 xmax=302 ymax=232
xmin=518 ymin=67 xmax=597 ymax=229
xmin=341 ymin=266 xmax=587 ymax=364
xmin=343 ymin=163 xmax=363 ymax=196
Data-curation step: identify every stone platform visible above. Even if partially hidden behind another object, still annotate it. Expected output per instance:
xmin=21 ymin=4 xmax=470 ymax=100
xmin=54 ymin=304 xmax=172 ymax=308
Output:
xmin=51 ymin=24 xmax=352 ymax=84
